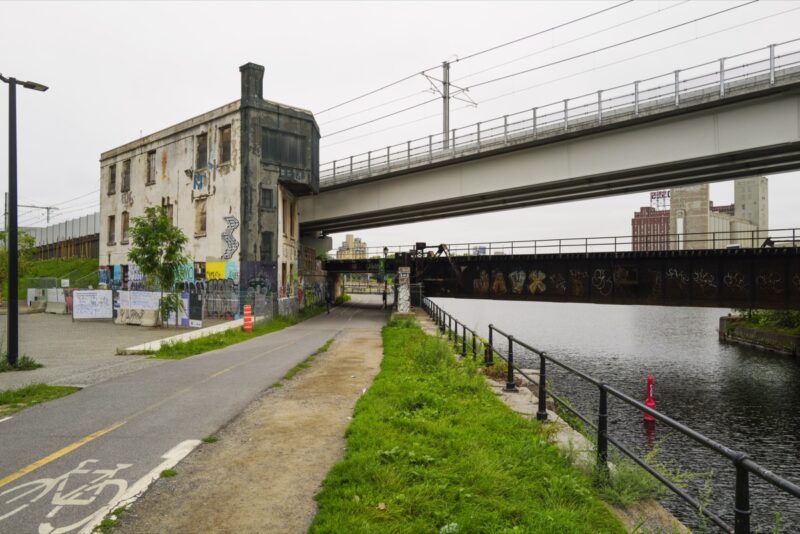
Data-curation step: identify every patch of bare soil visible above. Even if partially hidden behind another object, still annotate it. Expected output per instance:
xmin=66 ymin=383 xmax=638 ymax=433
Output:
xmin=115 ymin=327 xmax=383 ymax=534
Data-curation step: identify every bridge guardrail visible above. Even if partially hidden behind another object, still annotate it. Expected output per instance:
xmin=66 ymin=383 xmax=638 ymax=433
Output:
xmin=421 ymin=297 xmax=800 ymax=534
xmin=321 ymin=39 xmax=800 ymax=187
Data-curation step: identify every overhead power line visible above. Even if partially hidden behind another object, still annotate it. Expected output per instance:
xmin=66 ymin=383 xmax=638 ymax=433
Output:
xmin=460 ymin=0 xmax=758 ymax=93
xmin=454 ymin=0 xmax=634 ymax=64
xmin=314 ymin=0 xmax=635 ymax=116
xmin=323 ymin=98 xmax=439 ymax=138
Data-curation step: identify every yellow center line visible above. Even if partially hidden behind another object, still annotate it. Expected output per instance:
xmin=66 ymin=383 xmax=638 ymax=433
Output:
xmin=0 ymin=338 xmax=300 ymax=488
xmin=0 ymin=420 xmax=126 ymax=489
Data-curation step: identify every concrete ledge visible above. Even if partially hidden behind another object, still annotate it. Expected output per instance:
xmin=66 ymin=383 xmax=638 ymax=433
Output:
xmin=45 ymin=301 xmax=67 ymax=315
xmin=124 ymin=316 xmax=265 ymax=353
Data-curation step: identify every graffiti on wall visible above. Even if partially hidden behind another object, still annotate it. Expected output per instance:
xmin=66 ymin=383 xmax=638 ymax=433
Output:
xmin=221 ymin=216 xmax=240 ymax=259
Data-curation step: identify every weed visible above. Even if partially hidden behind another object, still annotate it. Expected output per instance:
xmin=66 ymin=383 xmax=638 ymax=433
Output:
xmin=201 ymin=436 xmax=218 ymax=444
xmin=160 ymin=469 xmax=177 ymax=478
xmin=282 ymin=338 xmax=333 ymax=382
xmin=272 ymin=382 xmax=283 ymax=388
xmin=0 ymin=355 xmax=43 ymax=373
xmin=93 ymin=506 xmax=127 ymax=533
xmin=0 ymin=383 xmax=78 ymax=417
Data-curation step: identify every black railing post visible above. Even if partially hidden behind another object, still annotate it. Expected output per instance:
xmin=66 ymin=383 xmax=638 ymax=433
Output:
xmin=472 ymin=332 xmax=476 ymax=358
xmin=536 ymin=353 xmax=548 ymax=421
xmin=597 ymin=384 xmax=609 ymax=479
xmin=504 ymin=336 xmax=518 ymax=392
xmin=485 ymin=325 xmax=495 ymax=366
xmin=448 ymin=315 xmax=452 ymax=340
xmin=734 ymin=454 xmax=751 ymax=534
xmin=439 ymin=309 xmax=445 ymax=334
xmin=461 ymin=325 xmax=467 ymax=358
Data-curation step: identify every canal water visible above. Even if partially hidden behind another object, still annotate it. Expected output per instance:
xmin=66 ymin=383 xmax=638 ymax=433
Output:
xmin=431 ymin=298 xmax=800 ymax=532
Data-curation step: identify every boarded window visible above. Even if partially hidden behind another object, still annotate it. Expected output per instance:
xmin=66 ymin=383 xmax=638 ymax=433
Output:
xmin=219 ymin=125 xmax=231 ymax=163
xmin=121 ymin=211 xmax=130 ymax=242
xmin=260 ymin=231 xmax=273 ymax=263
xmin=195 ymin=198 xmax=207 ymax=235
xmin=108 ymin=164 xmax=116 ymax=195
xmin=282 ymin=197 xmax=290 ymax=236
xmin=260 ymin=187 xmax=273 ymax=210
xmin=108 ymin=215 xmax=116 ymax=244
xmin=261 ymin=128 xmax=306 ymax=168
xmin=121 ymin=159 xmax=131 ymax=192
xmin=290 ymin=200 xmax=296 ymax=238
xmin=196 ymin=133 xmax=208 ymax=169
xmin=161 ymin=198 xmax=174 ymax=222
xmin=146 ymin=150 xmax=156 ymax=185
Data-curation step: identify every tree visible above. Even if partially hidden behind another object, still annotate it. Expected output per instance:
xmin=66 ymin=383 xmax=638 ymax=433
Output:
xmin=0 ymin=230 xmax=37 ymax=303
xmin=127 ymin=207 xmax=189 ymax=327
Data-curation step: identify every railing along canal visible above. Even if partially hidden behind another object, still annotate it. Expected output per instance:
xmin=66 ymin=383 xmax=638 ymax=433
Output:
xmin=421 ymin=297 xmax=800 ymax=534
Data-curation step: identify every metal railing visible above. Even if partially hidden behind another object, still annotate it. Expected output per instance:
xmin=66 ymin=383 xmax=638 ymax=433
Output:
xmin=321 ymin=39 xmax=800 ymax=187
xmin=421 ymin=297 xmax=800 ymax=534
xmin=324 ymin=227 xmax=799 ymax=261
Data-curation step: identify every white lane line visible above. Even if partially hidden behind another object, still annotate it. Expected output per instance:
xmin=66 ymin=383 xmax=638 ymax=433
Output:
xmin=0 ymin=417 xmax=12 ymax=424
xmin=76 ymin=439 xmax=201 ymax=534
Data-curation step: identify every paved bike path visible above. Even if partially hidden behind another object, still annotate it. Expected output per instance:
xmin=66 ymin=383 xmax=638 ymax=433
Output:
xmin=0 ymin=304 xmax=365 ymax=534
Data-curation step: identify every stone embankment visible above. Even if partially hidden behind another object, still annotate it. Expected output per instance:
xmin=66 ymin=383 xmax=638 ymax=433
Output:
xmin=719 ymin=316 xmax=800 ymax=357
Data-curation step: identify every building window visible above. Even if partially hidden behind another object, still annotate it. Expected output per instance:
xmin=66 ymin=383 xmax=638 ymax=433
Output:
xmin=219 ymin=125 xmax=231 ymax=164
xmin=121 ymin=211 xmax=130 ymax=243
xmin=196 ymin=133 xmax=208 ymax=169
xmin=195 ymin=198 xmax=207 ymax=236
xmin=146 ymin=150 xmax=156 ymax=185
xmin=260 ymin=231 xmax=273 ymax=263
xmin=121 ymin=159 xmax=131 ymax=192
xmin=108 ymin=164 xmax=116 ymax=195
xmin=282 ymin=197 xmax=290 ymax=236
xmin=261 ymin=128 xmax=306 ymax=168
xmin=260 ymin=187 xmax=273 ymax=210
xmin=107 ymin=215 xmax=116 ymax=244
xmin=290 ymin=200 xmax=296 ymax=238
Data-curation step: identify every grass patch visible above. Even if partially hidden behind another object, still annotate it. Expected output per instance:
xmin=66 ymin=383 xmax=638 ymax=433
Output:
xmin=278 ymin=337 xmax=335 ymax=385
xmin=310 ymin=320 xmax=624 ymax=533
xmin=160 ymin=469 xmax=177 ymax=478
xmin=0 ymin=383 xmax=79 ymax=417
xmin=93 ymin=506 xmax=127 ymax=533
xmin=153 ymin=305 xmax=326 ymax=360
xmin=0 ymin=355 xmax=43 ymax=373
xmin=18 ymin=257 xmax=99 ymax=300
xmin=335 ymin=293 xmax=352 ymax=305
xmin=201 ymin=435 xmax=219 ymax=444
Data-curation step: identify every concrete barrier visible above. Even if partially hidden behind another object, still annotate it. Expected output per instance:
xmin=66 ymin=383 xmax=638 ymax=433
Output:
xmin=45 ymin=301 xmax=68 ymax=315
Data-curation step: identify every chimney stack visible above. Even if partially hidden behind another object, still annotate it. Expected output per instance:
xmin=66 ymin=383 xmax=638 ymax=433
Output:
xmin=239 ymin=62 xmax=265 ymax=105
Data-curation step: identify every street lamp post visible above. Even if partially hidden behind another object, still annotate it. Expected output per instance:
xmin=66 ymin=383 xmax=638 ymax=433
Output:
xmin=0 ymin=73 xmax=48 ymax=366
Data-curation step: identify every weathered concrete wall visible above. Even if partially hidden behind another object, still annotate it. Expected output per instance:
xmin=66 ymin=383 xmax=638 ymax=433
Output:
xmin=719 ymin=316 xmax=800 ymax=356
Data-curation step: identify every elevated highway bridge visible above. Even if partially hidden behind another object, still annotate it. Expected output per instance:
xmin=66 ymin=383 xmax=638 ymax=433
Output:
xmin=301 ymin=41 xmax=800 ymax=234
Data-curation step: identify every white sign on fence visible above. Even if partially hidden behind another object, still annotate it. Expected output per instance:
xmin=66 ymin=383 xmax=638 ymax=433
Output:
xmin=60 ymin=279 xmax=69 ymax=288
xmin=73 ymin=290 xmax=113 ymax=319
xmin=116 ymin=291 xmax=161 ymax=310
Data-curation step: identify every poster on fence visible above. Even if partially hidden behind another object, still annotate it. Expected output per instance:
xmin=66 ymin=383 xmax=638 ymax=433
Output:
xmin=73 ymin=290 xmax=113 ymax=319
xmin=116 ymin=291 xmax=161 ymax=310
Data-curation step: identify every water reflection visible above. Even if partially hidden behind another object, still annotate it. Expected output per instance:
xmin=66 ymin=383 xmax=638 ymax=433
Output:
xmin=433 ymin=298 xmax=800 ymax=531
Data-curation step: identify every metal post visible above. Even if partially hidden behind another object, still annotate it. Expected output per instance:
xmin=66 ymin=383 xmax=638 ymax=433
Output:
xmin=563 ymin=99 xmax=569 ymax=131
xmin=734 ymin=456 xmax=751 ymax=534
xmin=448 ymin=315 xmax=452 ymax=340
xmin=614 ymin=236 xmax=617 ymax=253
xmin=674 ymin=70 xmax=680 ymax=106
xmin=6 ymin=80 xmax=18 ymax=365
xmin=367 ymin=150 xmax=371 ymax=173
xmin=634 ymin=81 xmax=639 ymax=116
xmin=349 ymin=155 xmax=353 ymax=175
xmin=485 ymin=324 xmax=494 ymax=366
xmin=769 ymin=44 xmax=775 ymax=85
xmin=477 ymin=122 xmax=481 ymax=149
xmin=597 ymin=385 xmax=609 ymax=477
xmin=532 ymin=107 xmax=537 ymax=137
xmin=386 ymin=146 xmax=390 ymax=169
xmin=472 ymin=333 xmax=476 ymax=358
xmin=720 ymin=58 xmax=726 ymax=97
xmin=428 ymin=135 xmax=433 ymax=162
xmin=461 ymin=325 xmax=466 ymax=358
xmin=503 ymin=115 xmax=508 ymax=143
xmin=332 ymin=160 xmax=336 ymax=178
xmin=597 ymin=90 xmax=603 ymax=125
xmin=504 ymin=336 xmax=517 ymax=392
xmin=536 ymin=354 xmax=548 ymax=421
xmin=442 ymin=61 xmax=450 ymax=149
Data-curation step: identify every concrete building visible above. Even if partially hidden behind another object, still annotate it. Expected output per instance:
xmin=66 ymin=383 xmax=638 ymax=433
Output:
xmin=631 ymin=177 xmax=768 ymax=251
xmin=99 ymin=63 xmax=321 ymax=306
xmin=336 ymin=234 xmax=368 ymax=259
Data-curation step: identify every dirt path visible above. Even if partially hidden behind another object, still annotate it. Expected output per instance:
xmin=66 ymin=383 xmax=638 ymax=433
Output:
xmin=115 ymin=315 xmax=383 ymax=533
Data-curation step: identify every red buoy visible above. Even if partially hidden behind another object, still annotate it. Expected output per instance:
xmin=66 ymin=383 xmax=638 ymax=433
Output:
xmin=644 ymin=374 xmax=656 ymax=422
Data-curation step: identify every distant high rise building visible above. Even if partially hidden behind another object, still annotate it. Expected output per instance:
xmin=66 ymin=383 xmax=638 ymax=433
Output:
xmin=336 ymin=234 xmax=368 ymax=259
xmin=631 ymin=177 xmax=768 ymax=251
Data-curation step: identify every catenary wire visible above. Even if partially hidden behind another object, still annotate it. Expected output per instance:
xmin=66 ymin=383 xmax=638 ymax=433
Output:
xmin=323 ymin=98 xmax=439 ymax=138
xmin=460 ymin=0 xmax=758 ymax=92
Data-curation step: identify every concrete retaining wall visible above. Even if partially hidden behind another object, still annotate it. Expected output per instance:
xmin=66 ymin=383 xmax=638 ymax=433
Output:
xmin=719 ymin=316 xmax=800 ymax=357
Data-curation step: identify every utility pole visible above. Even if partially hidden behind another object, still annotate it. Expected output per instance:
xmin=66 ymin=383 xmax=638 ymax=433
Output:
xmin=18 ymin=204 xmax=58 ymax=225
xmin=442 ymin=61 xmax=450 ymax=149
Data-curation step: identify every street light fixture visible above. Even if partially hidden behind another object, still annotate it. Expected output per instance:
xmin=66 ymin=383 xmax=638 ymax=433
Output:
xmin=0 ymin=73 xmax=48 ymax=366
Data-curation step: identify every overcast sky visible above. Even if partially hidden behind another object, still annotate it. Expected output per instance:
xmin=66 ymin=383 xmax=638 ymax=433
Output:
xmin=1 ymin=1 xmax=798 ymax=251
